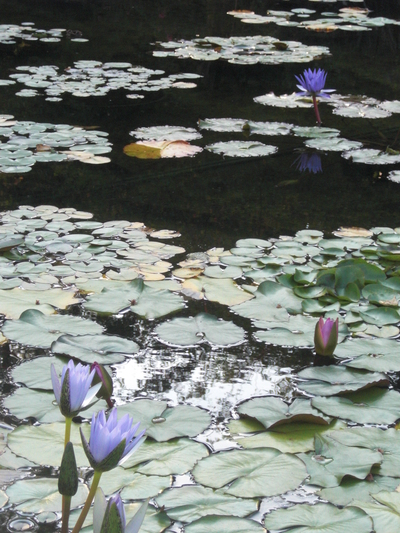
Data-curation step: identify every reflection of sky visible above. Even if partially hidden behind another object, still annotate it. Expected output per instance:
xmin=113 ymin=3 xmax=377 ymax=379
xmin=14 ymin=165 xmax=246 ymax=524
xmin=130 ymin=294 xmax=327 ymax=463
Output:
xmin=113 ymin=349 xmax=294 ymax=423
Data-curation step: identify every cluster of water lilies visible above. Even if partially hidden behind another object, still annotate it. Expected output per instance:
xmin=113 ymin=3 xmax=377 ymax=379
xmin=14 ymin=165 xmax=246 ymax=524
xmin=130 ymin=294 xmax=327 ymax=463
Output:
xmin=49 ymin=315 xmax=338 ymax=533
xmin=51 ymin=359 xmax=148 ymax=533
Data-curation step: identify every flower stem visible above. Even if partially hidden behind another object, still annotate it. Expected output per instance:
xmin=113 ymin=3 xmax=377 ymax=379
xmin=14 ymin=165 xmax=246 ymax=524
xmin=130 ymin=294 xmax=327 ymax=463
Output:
xmin=71 ymin=470 xmax=102 ymax=533
xmin=312 ymin=95 xmax=321 ymax=125
xmin=64 ymin=417 xmax=72 ymax=448
xmin=61 ymin=495 xmax=71 ymax=533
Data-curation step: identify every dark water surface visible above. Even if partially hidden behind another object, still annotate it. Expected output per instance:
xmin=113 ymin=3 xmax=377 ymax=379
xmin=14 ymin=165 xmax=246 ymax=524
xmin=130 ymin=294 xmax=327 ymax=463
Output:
xmin=0 ymin=0 xmax=399 ymax=252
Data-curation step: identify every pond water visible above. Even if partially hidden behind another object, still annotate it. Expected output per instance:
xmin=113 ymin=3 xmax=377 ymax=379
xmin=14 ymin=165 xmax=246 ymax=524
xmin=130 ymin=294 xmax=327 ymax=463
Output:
xmin=1 ymin=1 xmax=400 ymax=533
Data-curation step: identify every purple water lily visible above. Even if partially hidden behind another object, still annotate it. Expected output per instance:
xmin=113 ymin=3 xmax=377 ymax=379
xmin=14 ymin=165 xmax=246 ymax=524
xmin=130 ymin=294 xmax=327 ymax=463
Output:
xmin=295 ymin=68 xmax=335 ymax=124
xmin=93 ymin=489 xmax=148 ymax=533
xmin=80 ymin=408 xmax=145 ymax=472
xmin=51 ymin=360 xmax=101 ymax=418
xmin=314 ymin=317 xmax=339 ymax=357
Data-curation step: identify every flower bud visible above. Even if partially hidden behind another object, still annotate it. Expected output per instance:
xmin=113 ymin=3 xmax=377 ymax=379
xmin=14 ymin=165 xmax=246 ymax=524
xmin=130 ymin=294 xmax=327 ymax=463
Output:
xmin=91 ymin=362 xmax=114 ymax=408
xmin=58 ymin=442 xmax=78 ymax=497
xmin=314 ymin=317 xmax=338 ymax=357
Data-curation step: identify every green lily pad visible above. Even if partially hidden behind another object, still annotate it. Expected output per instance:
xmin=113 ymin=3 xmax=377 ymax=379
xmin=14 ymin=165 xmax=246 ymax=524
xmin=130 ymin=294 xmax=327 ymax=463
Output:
xmin=123 ymin=438 xmax=209 ymax=475
xmin=232 ymin=280 xmax=303 ymax=321
xmin=186 ymin=515 xmax=264 ymax=533
xmin=182 ymin=276 xmax=254 ymax=306
xmin=2 ymin=309 xmax=103 ymax=348
xmin=297 ymin=366 xmax=389 ymax=396
xmin=11 ymin=355 xmax=66 ymax=389
xmin=297 ymin=434 xmax=382 ymax=488
xmin=84 ymin=279 xmax=185 ymax=318
xmin=311 ymin=388 xmax=400 ymax=425
xmin=117 ymin=400 xmax=211 ymax=441
xmin=236 ymin=421 xmax=344 ymax=454
xmin=51 ymin=334 xmax=139 ymax=364
xmin=155 ymin=313 xmax=245 ymax=346
xmin=156 ymin=485 xmax=258 ymax=522
xmin=6 ymin=478 xmax=89 ymax=513
xmin=352 ymin=491 xmax=400 ymax=533
xmin=264 ymin=503 xmax=372 ymax=533
xmin=318 ymin=476 xmax=399 ymax=506
xmin=7 ymin=421 xmax=89 ymax=467
xmin=359 ymin=307 xmax=400 ymax=326
xmin=99 ymin=467 xmax=171 ymax=499
xmin=192 ymin=448 xmax=307 ymax=497
xmin=327 ymin=426 xmax=400 ymax=478
xmin=237 ymin=396 xmax=330 ymax=429
xmin=3 ymin=387 xmax=106 ymax=422
xmin=0 ymin=287 xmax=80 ymax=319
xmin=334 ymin=337 xmax=400 ymax=360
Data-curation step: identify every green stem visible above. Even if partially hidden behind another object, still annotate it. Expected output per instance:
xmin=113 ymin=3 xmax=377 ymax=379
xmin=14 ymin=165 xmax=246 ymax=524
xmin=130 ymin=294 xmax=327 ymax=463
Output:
xmin=61 ymin=495 xmax=71 ymax=533
xmin=71 ymin=470 xmax=102 ymax=533
xmin=64 ymin=417 xmax=72 ymax=448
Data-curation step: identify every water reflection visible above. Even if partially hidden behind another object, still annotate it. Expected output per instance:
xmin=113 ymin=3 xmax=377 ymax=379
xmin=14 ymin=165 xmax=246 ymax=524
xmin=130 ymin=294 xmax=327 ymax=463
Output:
xmin=293 ymin=152 xmax=322 ymax=174
xmin=113 ymin=346 xmax=295 ymax=421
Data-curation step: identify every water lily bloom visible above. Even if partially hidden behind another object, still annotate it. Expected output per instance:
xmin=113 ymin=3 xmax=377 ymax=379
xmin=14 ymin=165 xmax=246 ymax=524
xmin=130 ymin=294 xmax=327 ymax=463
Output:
xmin=80 ymin=408 xmax=145 ymax=472
xmin=314 ymin=317 xmax=339 ymax=357
xmin=93 ymin=488 xmax=148 ymax=533
xmin=51 ymin=360 xmax=101 ymax=418
xmin=295 ymin=68 xmax=335 ymax=124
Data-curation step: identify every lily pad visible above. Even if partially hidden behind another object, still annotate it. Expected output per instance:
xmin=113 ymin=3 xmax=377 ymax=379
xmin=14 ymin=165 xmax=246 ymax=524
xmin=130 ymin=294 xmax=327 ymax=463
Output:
xmin=186 ymin=515 xmax=264 ymax=533
xmin=0 ymin=287 xmax=79 ymax=319
xmin=264 ymin=503 xmax=372 ymax=533
xmin=206 ymin=141 xmax=277 ymax=158
xmin=123 ymin=438 xmax=209 ymax=475
xmin=156 ymin=485 xmax=258 ymax=522
xmin=317 ymin=476 xmax=399 ymax=506
xmin=353 ymin=491 xmax=400 ymax=533
xmin=155 ymin=313 xmax=245 ymax=346
xmin=297 ymin=366 xmax=389 ymax=396
xmin=99 ymin=468 xmax=171 ymax=499
xmin=117 ymin=400 xmax=211 ymax=441
xmin=6 ymin=478 xmax=88 ymax=513
xmin=237 ymin=396 xmax=330 ymax=429
xmin=192 ymin=448 xmax=307 ymax=497
xmin=2 ymin=309 xmax=103 ymax=348
xmin=311 ymin=388 xmax=400 ymax=425
xmin=51 ymin=333 xmax=139 ymax=364
xmin=297 ymin=434 xmax=382 ymax=488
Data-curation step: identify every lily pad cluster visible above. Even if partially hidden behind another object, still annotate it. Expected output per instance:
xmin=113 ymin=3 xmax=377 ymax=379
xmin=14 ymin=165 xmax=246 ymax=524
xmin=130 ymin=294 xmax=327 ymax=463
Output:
xmin=0 ymin=115 xmax=112 ymax=172
xmin=228 ymin=6 xmax=400 ymax=32
xmin=153 ymin=35 xmax=330 ymax=65
xmin=4 ymin=61 xmax=201 ymax=102
xmin=0 ymin=23 xmax=86 ymax=45
xmin=2 ymin=208 xmax=400 ymax=531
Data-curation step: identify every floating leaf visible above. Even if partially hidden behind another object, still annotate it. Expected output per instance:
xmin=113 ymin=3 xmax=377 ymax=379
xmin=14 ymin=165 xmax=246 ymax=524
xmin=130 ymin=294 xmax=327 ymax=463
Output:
xmin=123 ymin=438 xmax=209 ymax=475
xmin=6 ymin=478 xmax=88 ymax=513
xmin=186 ymin=515 xmax=264 ymax=533
xmin=297 ymin=366 xmax=389 ymax=396
xmin=117 ymin=400 xmax=211 ymax=441
xmin=318 ymin=476 xmax=399 ymax=507
xmin=311 ymin=388 xmax=400 ymax=425
xmin=156 ymin=485 xmax=258 ymax=522
xmin=206 ymin=141 xmax=277 ymax=158
xmin=51 ymin=334 xmax=139 ymax=364
xmin=297 ymin=434 xmax=382 ymax=488
xmin=2 ymin=309 xmax=103 ymax=348
xmin=0 ymin=288 xmax=79 ymax=319
xmin=155 ymin=313 xmax=245 ymax=346
xmin=99 ymin=468 xmax=170 ymax=499
xmin=192 ymin=448 xmax=307 ymax=497
xmin=264 ymin=503 xmax=372 ymax=533
xmin=124 ymin=140 xmax=202 ymax=159
xmin=237 ymin=396 xmax=330 ymax=429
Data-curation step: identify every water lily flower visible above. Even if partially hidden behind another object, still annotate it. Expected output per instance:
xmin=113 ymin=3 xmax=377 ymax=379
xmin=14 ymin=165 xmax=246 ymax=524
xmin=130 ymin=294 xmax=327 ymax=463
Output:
xmin=295 ymin=68 xmax=335 ymax=124
xmin=314 ymin=317 xmax=339 ymax=357
xmin=51 ymin=360 xmax=101 ymax=419
xmin=80 ymin=408 xmax=145 ymax=472
xmin=93 ymin=488 xmax=148 ymax=533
